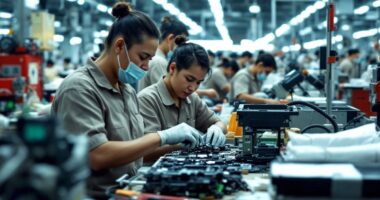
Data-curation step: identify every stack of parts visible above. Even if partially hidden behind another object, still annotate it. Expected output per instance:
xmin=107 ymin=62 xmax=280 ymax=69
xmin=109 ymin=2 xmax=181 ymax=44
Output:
xmin=283 ymin=123 xmax=380 ymax=163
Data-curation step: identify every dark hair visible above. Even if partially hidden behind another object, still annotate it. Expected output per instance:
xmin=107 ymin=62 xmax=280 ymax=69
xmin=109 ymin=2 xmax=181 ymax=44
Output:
xmin=218 ymin=58 xmax=230 ymax=68
xmin=229 ymin=60 xmax=240 ymax=74
xmin=241 ymin=51 xmax=253 ymax=58
xmin=255 ymin=53 xmax=276 ymax=69
xmin=159 ymin=16 xmax=188 ymax=43
xmin=207 ymin=50 xmax=215 ymax=58
xmin=167 ymin=36 xmax=210 ymax=75
xmin=348 ymin=48 xmax=360 ymax=56
xmin=105 ymin=2 xmax=160 ymax=50
xmin=47 ymin=59 xmax=54 ymax=66
xmin=63 ymin=58 xmax=71 ymax=63
xmin=229 ymin=52 xmax=238 ymax=59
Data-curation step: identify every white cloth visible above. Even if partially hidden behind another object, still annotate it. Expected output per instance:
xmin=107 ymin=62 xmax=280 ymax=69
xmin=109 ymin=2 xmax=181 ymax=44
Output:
xmin=288 ymin=123 xmax=379 ymax=147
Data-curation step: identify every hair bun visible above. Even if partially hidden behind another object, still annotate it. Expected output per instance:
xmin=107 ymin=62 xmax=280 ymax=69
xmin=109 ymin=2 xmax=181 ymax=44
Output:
xmin=174 ymin=35 xmax=187 ymax=46
xmin=161 ymin=16 xmax=173 ymax=24
xmin=112 ymin=2 xmax=133 ymax=19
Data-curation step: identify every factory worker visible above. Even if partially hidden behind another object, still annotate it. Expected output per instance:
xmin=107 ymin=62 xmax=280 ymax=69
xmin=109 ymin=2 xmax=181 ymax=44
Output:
xmin=51 ymin=2 xmax=202 ymax=198
xmin=230 ymin=53 xmax=287 ymax=104
xmin=138 ymin=36 xmax=227 ymax=156
xmin=138 ymin=16 xmax=189 ymax=91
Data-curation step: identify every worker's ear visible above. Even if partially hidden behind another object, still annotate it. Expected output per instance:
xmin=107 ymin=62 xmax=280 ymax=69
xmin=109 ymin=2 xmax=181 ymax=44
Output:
xmin=113 ymin=37 xmax=125 ymax=54
xmin=256 ymin=62 xmax=264 ymax=68
xmin=169 ymin=62 xmax=177 ymax=75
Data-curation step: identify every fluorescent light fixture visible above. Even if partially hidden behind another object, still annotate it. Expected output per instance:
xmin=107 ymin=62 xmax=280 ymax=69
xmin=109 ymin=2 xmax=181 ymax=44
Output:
xmin=341 ymin=24 xmax=350 ymax=31
xmin=54 ymin=35 xmax=64 ymax=42
xmin=54 ymin=21 xmax=61 ymax=28
xmin=353 ymin=28 xmax=377 ymax=39
xmin=249 ymin=4 xmax=261 ymax=13
xmin=97 ymin=4 xmax=108 ymax=13
xmin=70 ymin=37 xmax=82 ymax=45
xmin=373 ymin=0 xmax=380 ymax=8
xmin=26 ymin=0 xmax=39 ymax=9
xmin=0 ymin=28 xmax=9 ymax=34
xmin=313 ymin=1 xmax=325 ymax=10
xmin=105 ymin=20 xmax=113 ymax=26
xmin=66 ymin=0 xmax=76 ymax=2
xmin=152 ymin=0 xmax=202 ymax=35
xmin=77 ymin=0 xmax=85 ymax=5
xmin=300 ymin=27 xmax=312 ymax=36
xmin=304 ymin=35 xmax=342 ymax=50
xmin=108 ymin=8 xmax=112 ymax=15
xmin=337 ymin=43 xmax=343 ymax=50
xmin=100 ymin=30 xmax=108 ymax=37
xmin=0 ymin=12 xmax=12 ymax=19
xmin=354 ymin=5 xmax=369 ymax=15
xmin=208 ymin=0 xmax=232 ymax=44
xmin=275 ymin=24 xmax=290 ymax=37
xmin=94 ymin=38 xmax=103 ymax=44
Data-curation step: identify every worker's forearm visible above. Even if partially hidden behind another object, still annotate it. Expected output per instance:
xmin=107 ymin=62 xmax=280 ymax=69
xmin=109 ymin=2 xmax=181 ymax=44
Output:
xmin=237 ymin=93 xmax=267 ymax=104
xmin=143 ymin=144 xmax=181 ymax=163
xmin=90 ymin=133 xmax=161 ymax=171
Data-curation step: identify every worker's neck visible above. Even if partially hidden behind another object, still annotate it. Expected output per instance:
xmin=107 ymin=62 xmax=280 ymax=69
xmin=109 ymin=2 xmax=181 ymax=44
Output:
xmin=159 ymin=42 xmax=169 ymax=56
xmin=95 ymin=54 xmax=119 ymax=89
xmin=164 ymin=76 xmax=180 ymax=107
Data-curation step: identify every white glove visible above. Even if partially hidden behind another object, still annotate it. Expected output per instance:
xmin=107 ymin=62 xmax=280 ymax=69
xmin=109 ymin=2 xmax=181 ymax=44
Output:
xmin=157 ymin=123 xmax=202 ymax=148
xmin=204 ymin=125 xmax=226 ymax=147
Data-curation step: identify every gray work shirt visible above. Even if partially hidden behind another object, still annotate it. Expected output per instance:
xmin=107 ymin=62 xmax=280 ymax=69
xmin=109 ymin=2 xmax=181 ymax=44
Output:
xmin=230 ymin=68 xmax=261 ymax=101
xmin=203 ymin=68 xmax=229 ymax=99
xmin=51 ymin=59 xmax=144 ymax=199
xmin=137 ymin=78 xmax=220 ymax=134
xmin=138 ymin=48 xmax=168 ymax=91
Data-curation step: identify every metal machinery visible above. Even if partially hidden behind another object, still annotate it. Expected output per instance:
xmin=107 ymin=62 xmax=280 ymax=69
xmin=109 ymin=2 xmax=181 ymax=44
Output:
xmin=0 ymin=117 xmax=89 ymax=199
xmin=236 ymin=104 xmax=298 ymax=163
xmin=370 ymin=56 xmax=380 ymax=126
xmin=0 ymin=35 xmax=44 ymax=115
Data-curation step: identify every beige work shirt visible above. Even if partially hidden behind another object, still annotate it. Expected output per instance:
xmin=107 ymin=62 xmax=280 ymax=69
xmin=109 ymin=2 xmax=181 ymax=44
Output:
xmin=203 ymin=68 xmax=229 ymax=99
xmin=51 ymin=59 xmax=144 ymax=199
xmin=230 ymin=68 xmax=261 ymax=101
xmin=137 ymin=78 xmax=220 ymax=134
xmin=138 ymin=48 xmax=168 ymax=91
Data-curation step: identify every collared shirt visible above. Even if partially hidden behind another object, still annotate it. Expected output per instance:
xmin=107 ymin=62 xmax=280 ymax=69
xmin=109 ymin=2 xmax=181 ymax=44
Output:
xmin=138 ymin=78 xmax=220 ymax=134
xmin=51 ymin=59 xmax=144 ymax=199
xmin=138 ymin=48 xmax=168 ymax=91
xmin=230 ymin=67 xmax=261 ymax=101
xmin=203 ymin=68 xmax=229 ymax=99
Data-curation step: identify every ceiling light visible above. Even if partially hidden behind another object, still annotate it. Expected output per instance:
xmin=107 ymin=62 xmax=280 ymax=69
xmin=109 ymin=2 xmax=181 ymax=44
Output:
xmin=373 ymin=0 xmax=380 ymax=8
xmin=208 ymin=0 xmax=232 ymax=44
xmin=341 ymin=24 xmax=350 ymax=31
xmin=275 ymin=24 xmax=290 ymax=37
xmin=249 ymin=4 xmax=261 ymax=13
xmin=353 ymin=28 xmax=377 ymax=39
xmin=300 ymin=27 xmax=312 ymax=36
xmin=313 ymin=1 xmax=325 ymax=10
xmin=77 ymin=0 xmax=85 ymax=5
xmin=70 ymin=37 xmax=82 ymax=45
xmin=0 ymin=12 xmax=12 ymax=19
xmin=26 ymin=0 xmax=39 ymax=9
xmin=354 ymin=5 xmax=369 ymax=15
xmin=152 ymin=0 xmax=202 ymax=35
xmin=54 ymin=35 xmax=64 ymax=42
xmin=0 ymin=29 xmax=10 ymax=35
xmin=54 ymin=21 xmax=61 ymax=28
xmin=97 ymin=4 xmax=108 ymax=13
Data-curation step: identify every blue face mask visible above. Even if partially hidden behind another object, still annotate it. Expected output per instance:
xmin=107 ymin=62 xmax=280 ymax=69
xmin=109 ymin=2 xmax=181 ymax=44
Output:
xmin=117 ymin=44 xmax=145 ymax=84
xmin=167 ymin=50 xmax=174 ymax=61
xmin=257 ymin=72 xmax=267 ymax=82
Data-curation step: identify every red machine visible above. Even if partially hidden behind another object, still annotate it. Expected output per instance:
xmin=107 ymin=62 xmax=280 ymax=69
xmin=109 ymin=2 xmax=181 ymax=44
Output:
xmin=0 ymin=54 xmax=43 ymax=99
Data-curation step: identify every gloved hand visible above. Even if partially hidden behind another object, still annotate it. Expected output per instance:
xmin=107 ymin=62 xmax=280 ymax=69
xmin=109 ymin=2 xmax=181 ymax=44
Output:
xmin=204 ymin=125 xmax=226 ymax=147
xmin=157 ymin=123 xmax=202 ymax=148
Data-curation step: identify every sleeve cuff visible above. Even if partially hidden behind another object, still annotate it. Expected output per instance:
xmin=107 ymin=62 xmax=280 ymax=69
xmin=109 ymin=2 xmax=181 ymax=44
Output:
xmin=89 ymin=133 xmax=108 ymax=150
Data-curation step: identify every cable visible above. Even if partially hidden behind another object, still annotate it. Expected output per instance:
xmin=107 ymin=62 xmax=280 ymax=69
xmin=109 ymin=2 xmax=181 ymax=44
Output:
xmin=288 ymin=101 xmax=339 ymax=133
xmin=342 ymin=113 xmax=366 ymax=130
xmin=301 ymin=124 xmax=332 ymax=133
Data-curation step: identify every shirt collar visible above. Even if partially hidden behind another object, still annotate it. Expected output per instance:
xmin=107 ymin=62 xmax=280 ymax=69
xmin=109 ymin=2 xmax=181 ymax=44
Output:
xmin=86 ymin=58 xmax=132 ymax=94
xmin=157 ymin=78 xmax=191 ymax=106
xmin=156 ymin=48 xmax=166 ymax=59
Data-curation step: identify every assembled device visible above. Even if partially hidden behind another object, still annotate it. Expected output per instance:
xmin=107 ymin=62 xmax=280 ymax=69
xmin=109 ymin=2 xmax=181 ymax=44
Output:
xmin=236 ymin=104 xmax=298 ymax=164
